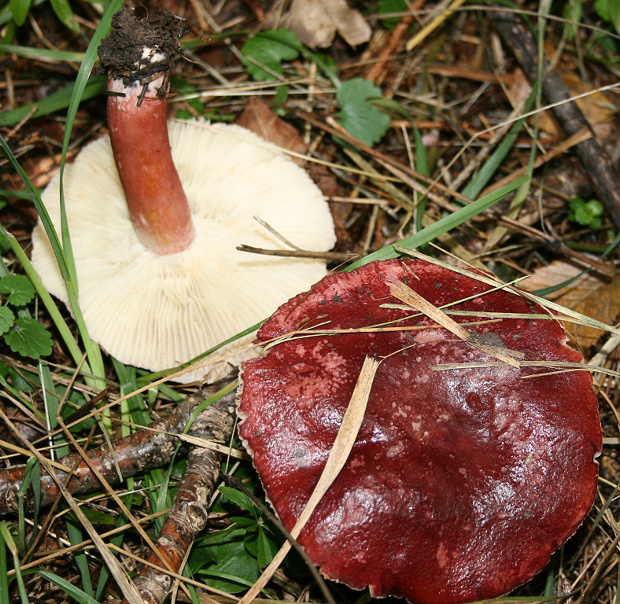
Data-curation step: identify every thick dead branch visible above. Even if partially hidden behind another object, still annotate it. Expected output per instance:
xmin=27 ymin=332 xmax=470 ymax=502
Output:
xmin=0 ymin=386 xmax=227 ymax=516
xmin=127 ymin=395 xmax=237 ymax=604
xmin=491 ymin=8 xmax=620 ymax=229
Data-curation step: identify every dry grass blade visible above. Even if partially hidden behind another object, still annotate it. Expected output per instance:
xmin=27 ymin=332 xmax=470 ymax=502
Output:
xmin=0 ymin=411 xmax=143 ymax=602
xmin=54 ymin=487 xmax=144 ymax=604
xmin=396 ymin=247 xmax=620 ymax=337
xmin=2 ymin=0 xmax=619 ymax=600
xmin=389 ymin=280 xmax=523 ymax=367
xmin=406 ymin=0 xmax=469 ymax=50
xmin=237 ymin=356 xmax=380 ymax=604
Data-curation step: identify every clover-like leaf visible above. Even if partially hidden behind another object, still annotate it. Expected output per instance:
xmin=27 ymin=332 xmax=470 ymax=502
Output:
xmin=4 ymin=317 xmax=53 ymax=359
xmin=241 ymin=29 xmax=300 ymax=81
xmin=378 ymin=0 xmax=409 ymax=30
xmin=0 ymin=274 xmax=36 ymax=306
xmin=337 ymin=78 xmax=391 ymax=147
xmin=191 ymin=528 xmax=260 ymax=593
xmin=0 ymin=306 xmax=15 ymax=336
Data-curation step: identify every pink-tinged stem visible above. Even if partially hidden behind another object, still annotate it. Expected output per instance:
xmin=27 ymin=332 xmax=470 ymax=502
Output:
xmin=107 ymin=76 xmax=195 ymax=255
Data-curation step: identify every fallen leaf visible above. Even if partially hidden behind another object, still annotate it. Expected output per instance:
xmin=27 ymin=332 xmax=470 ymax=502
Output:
xmin=235 ymin=97 xmax=307 ymax=159
xmin=519 ymin=260 xmax=620 ymax=350
xmin=277 ymin=0 xmax=371 ymax=48
xmin=508 ymin=65 xmax=617 ymax=140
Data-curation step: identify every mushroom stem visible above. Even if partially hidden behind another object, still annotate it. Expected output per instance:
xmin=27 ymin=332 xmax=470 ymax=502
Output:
xmin=107 ymin=75 xmax=195 ymax=255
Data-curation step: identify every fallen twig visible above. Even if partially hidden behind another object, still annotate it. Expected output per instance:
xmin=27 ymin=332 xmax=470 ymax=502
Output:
xmin=127 ymin=394 xmax=237 ymax=604
xmin=0 ymin=385 xmax=230 ymax=516
xmin=491 ymin=8 xmax=620 ymax=229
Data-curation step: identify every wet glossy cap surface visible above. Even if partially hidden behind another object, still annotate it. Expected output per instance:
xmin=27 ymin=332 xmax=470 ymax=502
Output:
xmin=238 ymin=258 xmax=601 ymax=604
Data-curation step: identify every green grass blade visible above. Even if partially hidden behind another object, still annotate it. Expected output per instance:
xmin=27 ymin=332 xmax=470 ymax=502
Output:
xmin=0 ymin=520 xmax=9 ymax=604
xmin=112 ymin=357 xmax=151 ymax=432
xmin=346 ymin=175 xmax=529 ymax=270
xmin=0 ymin=44 xmax=85 ymax=62
xmin=54 ymin=0 xmax=125 ymax=387
xmin=57 ymin=0 xmax=123 ymax=288
xmin=38 ymin=361 xmax=68 ymax=458
xmin=31 ymin=569 xmax=100 ymax=604
xmin=142 ymin=321 xmax=260 ymax=383
xmin=50 ymin=0 xmax=79 ymax=31
xmin=413 ymin=127 xmax=429 ymax=230
xmin=17 ymin=458 xmax=40 ymax=547
xmin=0 ymin=138 xmax=70 ymax=280
xmin=0 ymin=523 xmax=28 ymax=604
xmin=414 ymin=127 xmax=429 ymax=176
xmin=94 ymin=491 xmax=136 ymax=600
xmin=460 ymin=93 xmax=534 ymax=200
xmin=0 ymin=0 xmax=42 ymax=26
xmin=0 ymin=76 xmax=106 ymax=127
xmin=65 ymin=520 xmax=94 ymax=597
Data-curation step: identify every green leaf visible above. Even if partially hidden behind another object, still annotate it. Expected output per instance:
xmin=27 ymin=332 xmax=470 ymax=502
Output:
xmin=6 ymin=366 xmax=38 ymax=393
xmin=241 ymin=29 xmax=300 ymax=80
xmin=596 ymin=0 xmax=620 ymax=34
xmin=569 ymin=198 xmax=604 ymax=228
xmin=586 ymin=199 xmax=604 ymax=217
xmin=32 ymin=569 xmax=100 ymax=604
xmin=230 ymin=516 xmax=257 ymax=529
xmin=4 ymin=317 xmax=53 ymax=359
xmin=192 ymin=529 xmax=260 ymax=593
xmin=0 ymin=306 xmax=15 ymax=336
xmin=256 ymin=525 xmax=278 ymax=568
xmin=219 ymin=486 xmax=259 ymax=515
xmin=171 ymin=78 xmax=204 ymax=117
xmin=0 ymin=274 xmax=35 ymax=306
xmin=9 ymin=0 xmax=32 ymax=26
xmin=50 ymin=0 xmax=79 ymax=31
xmin=378 ymin=0 xmax=409 ymax=30
xmin=595 ymin=0 xmax=611 ymax=20
xmin=337 ymin=78 xmax=391 ymax=147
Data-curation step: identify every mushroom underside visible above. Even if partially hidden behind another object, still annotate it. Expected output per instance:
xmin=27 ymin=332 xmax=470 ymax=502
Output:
xmin=32 ymin=120 xmax=336 ymax=383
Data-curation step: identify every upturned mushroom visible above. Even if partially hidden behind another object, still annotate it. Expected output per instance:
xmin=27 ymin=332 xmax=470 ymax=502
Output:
xmin=238 ymin=257 xmax=601 ymax=604
xmin=31 ymin=9 xmax=335 ymax=383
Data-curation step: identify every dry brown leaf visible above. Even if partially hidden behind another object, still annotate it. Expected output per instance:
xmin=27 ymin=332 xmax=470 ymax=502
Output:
xmin=235 ymin=96 xmax=308 ymax=159
xmin=560 ymin=69 xmax=617 ymax=140
xmin=277 ymin=0 xmax=371 ymax=48
xmin=519 ymin=260 xmax=620 ymax=350
xmin=508 ymin=66 xmax=617 ymax=140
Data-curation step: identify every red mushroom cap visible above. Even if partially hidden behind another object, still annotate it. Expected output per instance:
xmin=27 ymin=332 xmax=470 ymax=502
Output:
xmin=238 ymin=258 xmax=601 ymax=604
